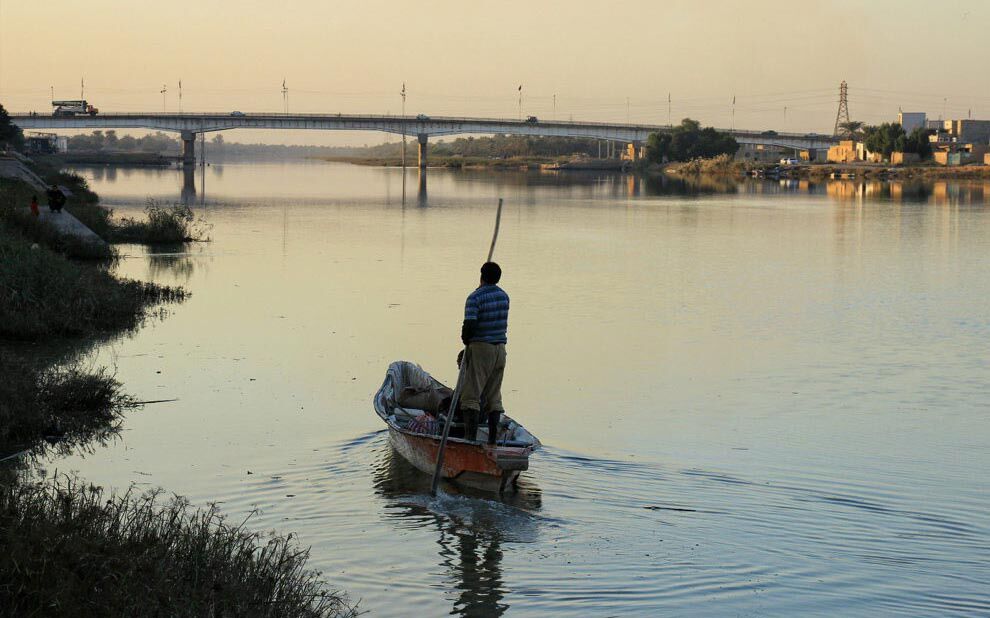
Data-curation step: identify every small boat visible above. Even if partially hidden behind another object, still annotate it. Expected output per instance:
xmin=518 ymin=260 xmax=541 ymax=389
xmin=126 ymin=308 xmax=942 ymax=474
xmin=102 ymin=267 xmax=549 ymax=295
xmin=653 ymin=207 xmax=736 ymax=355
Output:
xmin=373 ymin=361 xmax=540 ymax=492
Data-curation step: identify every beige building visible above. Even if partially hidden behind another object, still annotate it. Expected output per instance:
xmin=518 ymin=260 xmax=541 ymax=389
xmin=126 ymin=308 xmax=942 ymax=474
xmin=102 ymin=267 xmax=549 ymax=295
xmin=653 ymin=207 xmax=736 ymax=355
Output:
xmin=856 ymin=143 xmax=883 ymax=163
xmin=890 ymin=152 xmax=920 ymax=165
xmin=933 ymin=143 xmax=989 ymax=166
xmin=827 ymin=140 xmax=858 ymax=163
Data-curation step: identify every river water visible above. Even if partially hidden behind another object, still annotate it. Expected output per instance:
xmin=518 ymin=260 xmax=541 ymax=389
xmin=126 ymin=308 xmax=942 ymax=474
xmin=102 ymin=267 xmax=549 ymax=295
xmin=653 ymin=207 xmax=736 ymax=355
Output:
xmin=51 ymin=162 xmax=990 ymax=616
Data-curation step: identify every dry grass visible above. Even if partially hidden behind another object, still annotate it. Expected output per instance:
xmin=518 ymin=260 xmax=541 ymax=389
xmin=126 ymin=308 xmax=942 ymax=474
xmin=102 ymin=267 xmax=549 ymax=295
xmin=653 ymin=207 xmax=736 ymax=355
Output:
xmin=665 ymin=154 xmax=746 ymax=176
xmin=0 ymin=477 xmax=358 ymax=617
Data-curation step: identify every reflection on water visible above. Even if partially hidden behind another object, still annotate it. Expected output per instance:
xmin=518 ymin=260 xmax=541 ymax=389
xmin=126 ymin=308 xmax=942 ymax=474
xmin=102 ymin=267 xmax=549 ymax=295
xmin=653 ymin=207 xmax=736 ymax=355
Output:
xmin=372 ymin=447 xmax=512 ymax=617
xmin=371 ymin=444 xmax=548 ymax=617
xmin=146 ymin=246 xmax=201 ymax=283
xmin=74 ymin=161 xmax=990 ymax=210
xmin=49 ymin=161 xmax=990 ymax=616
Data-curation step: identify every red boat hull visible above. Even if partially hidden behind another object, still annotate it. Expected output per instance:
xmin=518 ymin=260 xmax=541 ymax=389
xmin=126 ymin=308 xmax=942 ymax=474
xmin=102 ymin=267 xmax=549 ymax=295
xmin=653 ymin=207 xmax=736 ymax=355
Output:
xmin=387 ymin=426 xmax=530 ymax=491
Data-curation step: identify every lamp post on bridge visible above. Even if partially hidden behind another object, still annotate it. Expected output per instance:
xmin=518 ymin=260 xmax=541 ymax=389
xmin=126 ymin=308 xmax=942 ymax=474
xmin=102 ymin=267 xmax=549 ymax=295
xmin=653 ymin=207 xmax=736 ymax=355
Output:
xmin=400 ymin=82 xmax=407 ymax=169
xmin=160 ymin=84 xmax=167 ymax=113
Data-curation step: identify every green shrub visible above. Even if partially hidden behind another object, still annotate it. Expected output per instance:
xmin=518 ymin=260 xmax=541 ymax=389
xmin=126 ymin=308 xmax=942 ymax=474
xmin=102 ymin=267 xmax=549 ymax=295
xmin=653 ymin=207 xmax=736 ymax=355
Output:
xmin=0 ymin=228 xmax=186 ymax=340
xmin=113 ymin=201 xmax=207 ymax=244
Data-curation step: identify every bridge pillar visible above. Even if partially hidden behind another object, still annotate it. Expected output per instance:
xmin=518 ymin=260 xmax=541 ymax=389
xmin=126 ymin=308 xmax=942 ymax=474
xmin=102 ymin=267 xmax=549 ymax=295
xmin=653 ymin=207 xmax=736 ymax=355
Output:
xmin=181 ymin=165 xmax=196 ymax=204
xmin=418 ymin=168 xmax=428 ymax=206
xmin=417 ymin=133 xmax=428 ymax=169
xmin=181 ymin=131 xmax=196 ymax=166
xmin=626 ymin=143 xmax=639 ymax=161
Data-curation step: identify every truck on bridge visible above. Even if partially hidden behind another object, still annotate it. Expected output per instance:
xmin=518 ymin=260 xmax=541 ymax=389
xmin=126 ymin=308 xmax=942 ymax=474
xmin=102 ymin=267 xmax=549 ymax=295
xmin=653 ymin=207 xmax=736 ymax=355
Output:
xmin=51 ymin=100 xmax=99 ymax=117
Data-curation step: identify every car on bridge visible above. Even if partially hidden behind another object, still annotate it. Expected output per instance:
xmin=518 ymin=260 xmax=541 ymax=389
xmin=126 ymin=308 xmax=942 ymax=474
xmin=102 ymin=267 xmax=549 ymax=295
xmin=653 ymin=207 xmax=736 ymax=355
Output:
xmin=526 ymin=116 xmax=539 ymax=124
xmin=416 ymin=114 xmax=430 ymax=121
xmin=230 ymin=111 xmax=245 ymax=117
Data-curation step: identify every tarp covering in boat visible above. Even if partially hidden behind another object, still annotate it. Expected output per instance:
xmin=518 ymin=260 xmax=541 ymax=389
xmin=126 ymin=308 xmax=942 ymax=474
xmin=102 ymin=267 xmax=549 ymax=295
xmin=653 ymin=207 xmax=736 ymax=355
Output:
xmin=375 ymin=361 xmax=539 ymax=447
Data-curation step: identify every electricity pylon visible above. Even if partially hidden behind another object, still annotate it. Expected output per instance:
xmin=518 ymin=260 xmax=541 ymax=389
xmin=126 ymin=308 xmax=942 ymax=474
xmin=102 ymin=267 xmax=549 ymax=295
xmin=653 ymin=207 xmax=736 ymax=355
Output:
xmin=833 ymin=80 xmax=851 ymax=137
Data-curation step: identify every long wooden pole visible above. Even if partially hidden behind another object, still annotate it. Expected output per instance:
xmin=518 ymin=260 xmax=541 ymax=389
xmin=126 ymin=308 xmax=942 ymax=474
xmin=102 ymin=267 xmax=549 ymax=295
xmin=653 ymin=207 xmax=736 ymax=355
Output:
xmin=431 ymin=197 xmax=505 ymax=496
xmin=487 ymin=198 xmax=503 ymax=262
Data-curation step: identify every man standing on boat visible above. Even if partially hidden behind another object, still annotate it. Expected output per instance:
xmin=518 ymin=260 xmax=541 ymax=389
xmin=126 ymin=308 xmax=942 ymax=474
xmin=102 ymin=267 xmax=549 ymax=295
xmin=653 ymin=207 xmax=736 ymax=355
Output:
xmin=457 ymin=262 xmax=509 ymax=444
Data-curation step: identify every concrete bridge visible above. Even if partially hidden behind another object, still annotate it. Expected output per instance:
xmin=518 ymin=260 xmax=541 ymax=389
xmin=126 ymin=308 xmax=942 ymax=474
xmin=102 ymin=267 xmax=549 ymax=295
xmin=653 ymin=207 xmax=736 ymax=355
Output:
xmin=10 ymin=112 xmax=838 ymax=167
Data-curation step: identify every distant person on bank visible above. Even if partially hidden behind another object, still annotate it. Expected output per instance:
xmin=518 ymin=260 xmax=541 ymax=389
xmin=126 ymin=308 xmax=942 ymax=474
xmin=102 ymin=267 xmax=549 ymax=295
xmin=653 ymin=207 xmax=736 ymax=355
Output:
xmin=46 ymin=185 xmax=64 ymax=213
xmin=457 ymin=261 xmax=510 ymax=444
xmin=29 ymin=195 xmax=39 ymax=217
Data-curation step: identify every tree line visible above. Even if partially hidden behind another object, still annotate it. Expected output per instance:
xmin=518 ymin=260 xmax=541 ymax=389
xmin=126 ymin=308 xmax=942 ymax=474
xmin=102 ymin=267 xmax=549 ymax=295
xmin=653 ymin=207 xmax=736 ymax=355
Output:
xmin=644 ymin=119 xmax=739 ymax=163
xmin=863 ymin=124 xmax=933 ymax=159
xmin=839 ymin=121 xmax=934 ymax=159
xmin=65 ymin=130 xmax=180 ymax=153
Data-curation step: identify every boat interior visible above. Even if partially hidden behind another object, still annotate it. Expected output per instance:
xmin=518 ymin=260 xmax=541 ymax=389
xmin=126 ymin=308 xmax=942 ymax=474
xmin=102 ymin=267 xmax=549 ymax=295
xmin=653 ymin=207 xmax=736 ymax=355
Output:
xmin=377 ymin=361 xmax=540 ymax=448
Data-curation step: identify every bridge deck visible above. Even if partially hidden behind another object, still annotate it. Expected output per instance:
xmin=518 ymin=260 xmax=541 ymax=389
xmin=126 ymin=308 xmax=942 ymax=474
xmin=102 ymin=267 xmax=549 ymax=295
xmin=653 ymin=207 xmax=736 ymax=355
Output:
xmin=11 ymin=112 xmax=837 ymax=150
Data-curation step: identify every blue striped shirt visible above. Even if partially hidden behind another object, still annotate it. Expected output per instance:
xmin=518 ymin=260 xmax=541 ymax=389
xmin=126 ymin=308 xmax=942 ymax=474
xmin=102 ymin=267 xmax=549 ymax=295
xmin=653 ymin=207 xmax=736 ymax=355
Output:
xmin=464 ymin=284 xmax=510 ymax=344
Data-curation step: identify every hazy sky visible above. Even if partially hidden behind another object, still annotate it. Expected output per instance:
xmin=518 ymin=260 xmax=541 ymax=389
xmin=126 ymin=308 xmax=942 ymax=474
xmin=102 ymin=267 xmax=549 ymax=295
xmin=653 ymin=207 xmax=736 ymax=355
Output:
xmin=2 ymin=0 xmax=988 ymax=144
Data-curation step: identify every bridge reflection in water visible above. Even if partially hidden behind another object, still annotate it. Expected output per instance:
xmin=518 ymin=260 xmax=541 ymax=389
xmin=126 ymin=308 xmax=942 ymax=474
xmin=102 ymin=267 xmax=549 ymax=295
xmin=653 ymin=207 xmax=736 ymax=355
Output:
xmin=178 ymin=164 xmax=435 ymax=206
xmin=122 ymin=163 xmax=990 ymax=211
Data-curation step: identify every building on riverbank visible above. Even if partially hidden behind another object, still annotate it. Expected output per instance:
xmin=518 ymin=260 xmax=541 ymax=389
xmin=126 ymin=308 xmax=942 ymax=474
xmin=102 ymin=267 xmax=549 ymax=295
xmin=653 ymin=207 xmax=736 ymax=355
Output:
xmin=736 ymin=142 xmax=787 ymax=162
xmin=899 ymin=112 xmax=927 ymax=133
xmin=945 ymin=120 xmax=990 ymax=144
xmin=890 ymin=151 xmax=920 ymax=165
xmin=927 ymin=119 xmax=990 ymax=148
xmin=825 ymin=140 xmax=886 ymax=163
xmin=827 ymin=140 xmax=858 ymax=163
xmin=24 ymin=132 xmax=67 ymax=155
xmin=934 ymin=143 xmax=989 ymax=166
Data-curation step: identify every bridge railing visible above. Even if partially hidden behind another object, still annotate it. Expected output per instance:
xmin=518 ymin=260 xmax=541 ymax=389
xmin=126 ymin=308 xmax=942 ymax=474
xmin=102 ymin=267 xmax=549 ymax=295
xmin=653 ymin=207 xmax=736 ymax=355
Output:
xmin=11 ymin=111 xmax=834 ymax=141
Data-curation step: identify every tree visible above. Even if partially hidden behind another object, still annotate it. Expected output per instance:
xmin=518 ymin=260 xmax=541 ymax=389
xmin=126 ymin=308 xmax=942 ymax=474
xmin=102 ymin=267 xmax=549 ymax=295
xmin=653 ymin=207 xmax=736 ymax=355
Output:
xmin=901 ymin=128 xmax=933 ymax=159
xmin=862 ymin=123 xmax=906 ymax=158
xmin=644 ymin=118 xmax=739 ymax=163
xmin=0 ymin=103 xmax=24 ymax=151
xmin=838 ymin=120 xmax=865 ymax=140
xmin=211 ymin=133 xmax=225 ymax=148
xmin=645 ymin=132 xmax=672 ymax=163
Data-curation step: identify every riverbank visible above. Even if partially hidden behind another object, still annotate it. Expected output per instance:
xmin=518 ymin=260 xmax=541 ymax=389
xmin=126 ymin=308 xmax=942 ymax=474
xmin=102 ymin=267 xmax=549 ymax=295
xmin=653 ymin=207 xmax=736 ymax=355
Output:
xmin=0 ymin=172 xmax=188 ymax=452
xmin=41 ymin=151 xmax=174 ymax=166
xmin=794 ymin=162 xmax=990 ymax=180
xmin=0 ymin=161 xmax=355 ymax=616
xmin=660 ymin=156 xmax=990 ymax=180
xmin=0 ymin=477 xmax=356 ymax=617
